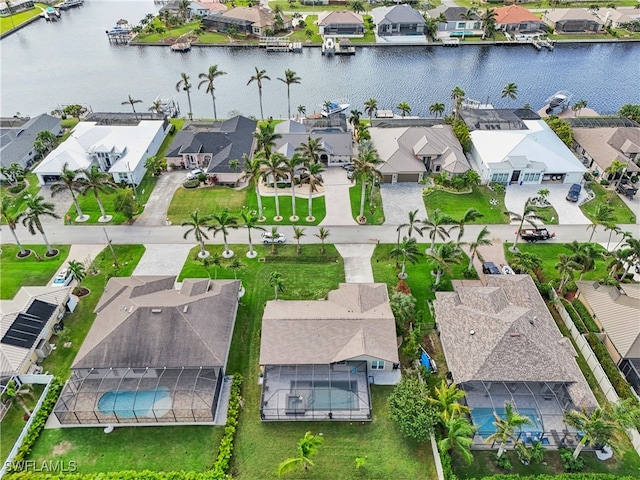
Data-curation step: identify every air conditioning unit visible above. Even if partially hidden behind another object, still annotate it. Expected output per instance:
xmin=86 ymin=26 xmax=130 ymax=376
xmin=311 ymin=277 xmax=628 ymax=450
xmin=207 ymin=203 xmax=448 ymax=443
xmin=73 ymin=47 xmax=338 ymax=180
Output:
xmin=35 ymin=338 xmax=53 ymax=360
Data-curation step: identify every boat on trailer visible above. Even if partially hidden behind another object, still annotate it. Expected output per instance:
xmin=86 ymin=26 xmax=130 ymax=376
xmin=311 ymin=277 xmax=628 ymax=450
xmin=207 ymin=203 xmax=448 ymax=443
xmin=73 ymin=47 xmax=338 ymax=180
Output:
xmin=545 ymin=91 xmax=572 ymax=115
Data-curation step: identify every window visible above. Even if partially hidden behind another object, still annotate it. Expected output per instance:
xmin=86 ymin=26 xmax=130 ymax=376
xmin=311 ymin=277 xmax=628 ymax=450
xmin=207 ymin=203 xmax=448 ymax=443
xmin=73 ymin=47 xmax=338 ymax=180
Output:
xmin=371 ymin=360 xmax=385 ymax=370
xmin=491 ymin=173 xmax=509 ymax=183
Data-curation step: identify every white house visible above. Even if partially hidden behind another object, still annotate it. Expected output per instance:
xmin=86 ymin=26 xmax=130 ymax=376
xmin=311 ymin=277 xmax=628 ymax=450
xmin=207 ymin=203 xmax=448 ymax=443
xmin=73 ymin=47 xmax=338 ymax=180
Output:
xmin=34 ymin=120 xmax=169 ymax=186
xmin=461 ymin=108 xmax=586 ymax=185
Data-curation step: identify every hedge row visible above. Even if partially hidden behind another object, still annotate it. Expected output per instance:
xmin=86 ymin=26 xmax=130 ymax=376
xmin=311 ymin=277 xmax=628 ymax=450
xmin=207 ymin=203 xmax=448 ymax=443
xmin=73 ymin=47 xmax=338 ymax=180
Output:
xmin=211 ymin=374 xmax=243 ymax=477
xmin=440 ymin=449 xmax=458 ymax=480
xmin=472 ymin=475 xmax=638 ymax=480
xmin=7 ymin=472 xmax=222 ymax=480
xmin=571 ymin=299 xmax=600 ymax=334
xmin=560 ymin=299 xmax=587 ymax=335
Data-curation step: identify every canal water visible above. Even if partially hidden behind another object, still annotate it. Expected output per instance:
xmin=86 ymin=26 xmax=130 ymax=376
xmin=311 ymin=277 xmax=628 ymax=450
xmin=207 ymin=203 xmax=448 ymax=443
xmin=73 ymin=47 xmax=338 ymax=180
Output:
xmin=1 ymin=0 xmax=638 ymax=119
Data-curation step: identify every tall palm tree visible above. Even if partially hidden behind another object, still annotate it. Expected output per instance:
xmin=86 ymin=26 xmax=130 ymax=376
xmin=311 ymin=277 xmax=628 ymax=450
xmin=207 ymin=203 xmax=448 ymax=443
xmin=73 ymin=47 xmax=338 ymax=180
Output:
xmin=278 ymin=431 xmax=324 ymax=475
xmin=208 ymin=208 xmax=239 ymax=258
xmin=429 ymin=380 xmax=470 ymax=424
xmin=198 ymin=65 xmax=227 ymax=121
xmin=605 ymin=158 xmax=627 ymax=187
xmin=459 ymin=8 xmax=477 ymax=40
xmin=315 ymin=227 xmax=330 ymax=254
xmin=364 ymin=98 xmax=377 ymax=123
xmin=564 ymin=407 xmax=620 ymax=459
xmin=353 ymin=144 xmax=381 ymax=223
xmin=506 ymin=198 xmax=543 ymax=252
xmin=295 ymin=136 xmax=325 ymax=165
xmin=239 ymin=155 xmax=267 ymax=221
xmin=50 ymin=162 xmax=87 ymax=222
xmin=299 ymin=161 xmax=324 ymax=221
xmin=587 ymin=203 xmax=615 ymax=243
xmin=466 ymin=226 xmax=492 ymax=271
xmin=253 ymin=120 xmax=281 ymax=161
xmin=425 ymin=241 xmax=463 ymax=286
xmin=422 ymin=209 xmax=454 ymax=252
xmin=451 ymin=208 xmax=483 ymax=242
xmin=397 ymin=101 xmax=411 ymax=117
xmin=395 ymin=209 xmax=423 ymax=266
xmin=429 ymin=102 xmax=445 ymax=119
xmin=81 ymin=164 xmax=116 ymax=222
xmin=486 ymin=402 xmax=533 ymax=458
xmin=1 ymin=196 xmax=28 ymax=256
xmin=501 ymin=83 xmax=518 ymax=102
xmin=121 ymin=94 xmax=143 ymax=120
xmin=451 ymin=86 xmax=465 ymax=120
xmin=241 ymin=210 xmax=265 ymax=258
xmin=555 ymin=253 xmax=581 ymax=292
xmin=260 ymin=152 xmax=287 ymax=221
xmin=438 ymin=416 xmax=475 ymax=465
xmin=604 ymin=224 xmax=621 ymax=252
xmin=182 ymin=210 xmax=212 ymax=259
xmin=293 ymin=226 xmax=306 ymax=254
xmin=390 ymin=237 xmax=421 ymax=279
xmin=278 ymin=69 xmax=301 ymax=120
xmin=247 ymin=67 xmax=270 ymax=121
xmin=349 ymin=109 xmax=362 ymax=130
xmin=269 ymin=271 xmax=284 ymax=300
xmin=607 ymin=247 xmax=633 ymax=280
xmin=285 ymin=154 xmax=302 ymax=221
xmin=19 ymin=195 xmax=60 ymax=256
xmin=176 ymin=72 xmax=194 ymax=120
xmin=481 ymin=8 xmax=497 ymax=39
xmin=297 ymin=104 xmax=306 ymax=120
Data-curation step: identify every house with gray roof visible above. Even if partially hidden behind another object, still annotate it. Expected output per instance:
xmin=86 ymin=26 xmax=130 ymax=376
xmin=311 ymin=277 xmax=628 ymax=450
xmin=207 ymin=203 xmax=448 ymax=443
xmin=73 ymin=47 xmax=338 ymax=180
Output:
xmin=166 ymin=116 xmax=257 ymax=185
xmin=259 ymin=283 xmax=400 ymax=421
xmin=435 ymin=275 xmax=598 ymax=448
xmin=576 ymin=282 xmax=640 ymax=396
xmin=54 ymin=276 xmax=240 ymax=425
xmin=0 ymin=114 xmax=61 ymax=171
xmin=372 ymin=4 xmax=426 ymax=38
xmin=318 ymin=11 xmax=365 ymax=37
xmin=428 ymin=6 xmax=483 ymax=39
xmin=369 ymin=124 xmax=470 ymax=183
xmin=273 ymin=120 xmax=354 ymax=166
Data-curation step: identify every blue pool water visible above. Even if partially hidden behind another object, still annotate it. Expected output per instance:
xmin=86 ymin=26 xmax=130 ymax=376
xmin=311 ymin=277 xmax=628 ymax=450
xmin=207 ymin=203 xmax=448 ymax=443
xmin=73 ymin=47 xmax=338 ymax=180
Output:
xmin=98 ymin=386 xmax=171 ymax=418
xmin=471 ymin=407 xmax=543 ymax=439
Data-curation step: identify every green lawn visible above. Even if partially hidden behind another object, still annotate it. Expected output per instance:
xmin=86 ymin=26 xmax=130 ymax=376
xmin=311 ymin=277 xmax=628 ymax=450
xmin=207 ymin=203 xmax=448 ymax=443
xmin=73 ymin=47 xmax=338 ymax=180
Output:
xmin=0 ymin=244 xmax=70 ymax=299
xmin=536 ymin=205 xmax=559 ymax=225
xmin=0 ymin=3 xmax=47 ymax=34
xmin=245 ymin=187 xmax=326 ymax=225
xmin=269 ymin=1 xmax=372 ymax=12
xmin=424 ymin=186 xmax=509 ymax=224
xmin=581 ymin=182 xmax=637 ymax=224
xmin=349 ymin=179 xmax=384 ymax=225
xmin=0 ymin=384 xmax=46 ymax=466
xmin=158 ymin=119 xmax=185 ymax=158
xmin=289 ymin=15 xmax=321 ymax=43
xmin=1 ymin=173 xmax=42 ymax=225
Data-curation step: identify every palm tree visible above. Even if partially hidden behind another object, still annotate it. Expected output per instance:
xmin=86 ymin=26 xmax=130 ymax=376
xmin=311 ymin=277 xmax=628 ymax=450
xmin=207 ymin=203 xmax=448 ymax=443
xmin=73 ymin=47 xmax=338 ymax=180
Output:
xmin=364 ymin=98 xmax=377 ymax=122
xmin=1 ymin=196 xmax=28 ymax=256
xmin=506 ymin=199 xmax=543 ymax=252
xmin=425 ymin=241 xmax=462 ymax=286
xmin=565 ymin=241 xmax=604 ymax=280
xmin=284 ymin=154 xmax=302 ymax=221
xmin=182 ymin=210 xmax=212 ymax=259
xmin=451 ymin=208 xmax=483 ymax=242
xmin=241 ymin=210 xmax=265 ymax=258
xmin=299 ymin=161 xmax=324 ymax=221
xmin=67 ymin=259 xmax=86 ymax=292
xmin=198 ymin=65 xmax=227 ymax=121
xmin=607 ymin=247 xmax=633 ymax=280
xmin=293 ymin=226 xmax=305 ymax=254
xmin=501 ymin=83 xmax=518 ymax=103
xmin=208 ymin=208 xmax=239 ymax=258
xmin=81 ymin=164 xmax=116 ymax=222
xmin=397 ymin=101 xmax=411 ymax=117
xmin=295 ymin=136 xmax=325 ymax=165
xmin=269 ymin=271 xmax=285 ymax=300
xmin=587 ymin=203 xmax=615 ymax=243
xmin=466 ymin=226 xmax=492 ymax=271
xmin=555 ymin=253 xmax=581 ymax=292
xmin=604 ymin=158 xmax=627 ymax=187
xmin=349 ymin=109 xmax=362 ymax=131
xmin=563 ymin=407 xmax=620 ymax=459
xmin=315 ymin=227 xmax=330 ymax=254
xmin=19 ymin=195 xmax=60 ymax=256
xmin=395 ymin=209 xmax=423 ymax=266
xmin=423 ymin=209 xmax=454 ymax=252
xmin=486 ymin=402 xmax=534 ymax=458
xmin=438 ymin=416 xmax=475 ymax=465
xmin=353 ymin=145 xmax=381 ymax=223
xmin=297 ymin=105 xmax=306 ymax=120
xmin=510 ymin=251 xmax=542 ymax=276
xmin=229 ymin=159 xmax=240 ymax=173
xmin=604 ymin=224 xmax=622 ymax=252
xmin=176 ymin=72 xmax=194 ymax=120
xmin=34 ymin=130 xmax=57 ymax=157
xmin=278 ymin=69 xmax=301 ymax=120
xmin=228 ymin=258 xmax=245 ymax=280
xmin=429 ymin=102 xmax=445 ymax=119
xmin=278 ymin=431 xmax=324 ymax=475
xmin=459 ymin=8 xmax=477 ymax=40
xmin=481 ymin=8 xmax=497 ymax=39
xmin=148 ymin=99 xmax=164 ymax=114
xmin=239 ymin=155 xmax=267 ymax=221
xmin=50 ymin=162 xmax=87 ymax=222
xmin=253 ymin=121 xmax=281 ymax=161
xmin=1 ymin=380 xmax=34 ymax=416
xmin=451 ymin=86 xmax=465 ymax=120
xmin=391 ymin=237 xmax=421 ymax=279
xmin=201 ymin=252 xmax=222 ymax=279
xmin=247 ymin=67 xmax=270 ymax=121
xmin=429 ymin=379 xmax=470 ymax=424
xmin=260 ymin=152 xmax=287 ymax=221
xmin=121 ymin=94 xmax=143 ymax=119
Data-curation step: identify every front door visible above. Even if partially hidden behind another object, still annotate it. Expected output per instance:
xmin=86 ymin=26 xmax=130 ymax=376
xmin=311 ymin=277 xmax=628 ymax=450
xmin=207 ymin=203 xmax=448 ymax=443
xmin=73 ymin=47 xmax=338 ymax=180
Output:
xmin=511 ymin=170 xmax=521 ymax=182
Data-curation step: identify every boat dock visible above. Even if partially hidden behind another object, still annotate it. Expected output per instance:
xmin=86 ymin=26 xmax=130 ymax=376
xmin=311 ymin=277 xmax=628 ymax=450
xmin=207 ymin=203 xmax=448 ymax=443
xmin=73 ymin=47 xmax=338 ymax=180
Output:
xmin=322 ymin=37 xmax=355 ymax=56
xmin=442 ymin=38 xmax=460 ymax=47
xmin=532 ymin=38 xmax=555 ymax=50
xmin=259 ymin=37 xmax=302 ymax=52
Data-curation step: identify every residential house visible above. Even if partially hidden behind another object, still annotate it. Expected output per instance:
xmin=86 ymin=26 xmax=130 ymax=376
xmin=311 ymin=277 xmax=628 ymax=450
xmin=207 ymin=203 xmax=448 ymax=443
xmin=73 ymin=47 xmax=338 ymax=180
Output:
xmin=435 ymin=275 xmax=598 ymax=448
xmin=33 ymin=119 xmax=169 ymax=186
xmin=166 ymin=116 xmax=257 ymax=185
xmin=259 ymin=283 xmax=400 ymax=421
xmin=371 ymin=4 xmax=426 ymax=38
xmin=54 ymin=276 xmax=240 ymax=425
xmin=369 ymin=124 xmax=470 ymax=183
xmin=572 ymin=126 xmax=640 ymax=178
xmin=596 ymin=7 xmax=640 ymax=29
xmin=203 ymin=7 xmax=291 ymax=36
xmin=0 ymin=114 xmax=61 ymax=171
xmin=461 ymin=108 xmax=586 ymax=185
xmin=0 ymin=0 xmax=34 ymax=17
xmin=495 ymin=5 xmax=547 ymax=35
xmin=159 ymin=0 xmax=226 ymax=20
xmin=543 ymin=9 xmax=604 ymax=34
xmin=318 ymin=11 xmax=365 ymax=37
xmin=428 ymin=6 xmax=483 ymax=39
xmin=575 ymin=282 xmax=640 ymax=395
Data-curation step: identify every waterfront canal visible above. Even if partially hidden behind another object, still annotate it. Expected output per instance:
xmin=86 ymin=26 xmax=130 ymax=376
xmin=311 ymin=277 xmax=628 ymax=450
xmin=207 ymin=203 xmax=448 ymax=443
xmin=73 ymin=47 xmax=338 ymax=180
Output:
xmin=1 ymin=0 xmax=638 ymax=118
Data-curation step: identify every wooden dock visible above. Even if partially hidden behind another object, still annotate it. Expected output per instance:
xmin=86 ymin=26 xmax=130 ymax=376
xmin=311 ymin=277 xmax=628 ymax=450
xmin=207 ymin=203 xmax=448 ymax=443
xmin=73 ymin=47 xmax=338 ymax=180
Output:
xmin=259 ymin=37 xmax=302 ymax=52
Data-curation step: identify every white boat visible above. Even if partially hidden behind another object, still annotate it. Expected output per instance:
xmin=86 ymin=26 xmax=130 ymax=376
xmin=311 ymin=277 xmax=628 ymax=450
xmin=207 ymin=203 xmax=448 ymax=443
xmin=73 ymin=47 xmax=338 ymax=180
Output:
xmin=502 ymin=265 xmax=515 ymax=275
xmin=107 ymin=25 xmax=131 ymax=35
xmin=57 ymin=0 xmax=84 ymax=10
xmin=321 ymin=101 xmax=349 ymax=117
xmin=545 ymin=91 xmax=572 ymax=115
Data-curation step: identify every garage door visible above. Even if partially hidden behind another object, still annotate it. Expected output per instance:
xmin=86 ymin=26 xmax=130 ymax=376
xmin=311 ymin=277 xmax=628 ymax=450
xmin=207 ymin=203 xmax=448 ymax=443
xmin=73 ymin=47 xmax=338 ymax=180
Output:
xmin=397 ymin=173 xmax=420 ymax=182
xmin=381 ymin=175 xmax=393 ymax=184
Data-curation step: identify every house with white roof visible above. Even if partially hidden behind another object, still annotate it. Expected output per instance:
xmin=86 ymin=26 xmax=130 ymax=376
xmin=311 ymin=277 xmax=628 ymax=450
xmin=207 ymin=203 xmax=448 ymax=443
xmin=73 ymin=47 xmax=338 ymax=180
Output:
xmin=461 ymin=108 xmax=586 ymax=185
xmin=33 ymin=120 xmax=169 ymax=186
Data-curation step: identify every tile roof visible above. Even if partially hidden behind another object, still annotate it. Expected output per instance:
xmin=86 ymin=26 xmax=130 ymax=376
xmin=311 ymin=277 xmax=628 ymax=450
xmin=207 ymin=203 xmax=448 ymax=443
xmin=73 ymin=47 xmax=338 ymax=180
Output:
xmin=496 ymin=5 xmax=541 ymax=24
xmin=318 ymin=10 xmax=364 ymax=25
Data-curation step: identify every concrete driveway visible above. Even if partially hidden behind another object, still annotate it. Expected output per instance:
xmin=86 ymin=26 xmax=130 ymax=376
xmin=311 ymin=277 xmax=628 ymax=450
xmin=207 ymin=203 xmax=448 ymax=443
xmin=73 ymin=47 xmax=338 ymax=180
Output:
xmin=380 ymin=183 xmax=428 ymax=225
xmin=135 ymin=171 xmax=186 ymax=226
xmin=504 ymin=184 xmax=590 ymax=225
xmin=335 ymin=244 xmax=375 ymax=283
xmin=133 ymin=244 xmax=194 ymax=276
xmin=320 ymin=167 xmax=358 ymax=226
xmin=49 ymin=244 xmax=105 ymax=286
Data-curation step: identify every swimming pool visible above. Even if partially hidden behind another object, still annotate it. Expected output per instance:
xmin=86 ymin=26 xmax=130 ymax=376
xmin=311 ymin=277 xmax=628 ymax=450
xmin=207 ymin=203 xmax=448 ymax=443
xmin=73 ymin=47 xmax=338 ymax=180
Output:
xmin=471 ymin=407 xmax=543 ymax=439
xmin=308 ymin=381 xmax=358 ymax=410
xmin=98 ymin=386 xmax=171 ymax=418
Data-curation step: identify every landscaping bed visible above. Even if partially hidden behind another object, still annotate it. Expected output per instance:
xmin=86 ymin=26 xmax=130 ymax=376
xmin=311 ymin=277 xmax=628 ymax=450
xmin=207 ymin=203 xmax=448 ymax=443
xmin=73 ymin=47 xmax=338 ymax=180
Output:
xmin=349 ymin=178 xmax=384 ymax=225
xmin=581 ymin=182 xmax=636 ymax=224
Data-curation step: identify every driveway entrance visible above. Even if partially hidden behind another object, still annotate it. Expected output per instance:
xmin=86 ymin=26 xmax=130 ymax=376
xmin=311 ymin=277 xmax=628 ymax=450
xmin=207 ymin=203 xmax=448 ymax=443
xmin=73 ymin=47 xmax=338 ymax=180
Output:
xmin=504 ymin=184 xmax=590 ymax=225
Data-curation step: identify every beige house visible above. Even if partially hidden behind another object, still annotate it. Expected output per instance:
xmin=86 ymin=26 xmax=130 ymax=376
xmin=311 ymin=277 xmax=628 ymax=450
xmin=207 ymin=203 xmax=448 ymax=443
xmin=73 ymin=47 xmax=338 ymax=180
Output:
xmin=370 ymin=124 xmax=470 ymax=183
xmin=543 ymin=9 xmax=604 ymax=34
xmin=203 ymin=7 xmax=292 ymax=36
xmin=572 ymin=126 xmax=640 ymax=177
xmin=318 ymin=11 xmax=365 ymax=37
xmin=259 ymin=283 xmax=400 ymax=421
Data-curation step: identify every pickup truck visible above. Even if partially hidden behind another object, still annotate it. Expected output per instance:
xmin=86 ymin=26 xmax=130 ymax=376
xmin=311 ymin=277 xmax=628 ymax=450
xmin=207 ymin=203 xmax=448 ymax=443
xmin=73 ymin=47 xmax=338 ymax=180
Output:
xmin=518 ymin=228 xmax=555 ymax=242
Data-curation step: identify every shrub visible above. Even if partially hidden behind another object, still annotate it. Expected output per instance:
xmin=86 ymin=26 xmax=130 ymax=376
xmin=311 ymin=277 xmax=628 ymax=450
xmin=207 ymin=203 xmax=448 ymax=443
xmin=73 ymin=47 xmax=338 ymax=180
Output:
xmin=494 ymin=453 xmax=512 ymax=470
xmin=559 ymin=448 xmax=585 ymax=472
xmin=211 ymin=375 xmax=243 ymax=477
xmin=7 ymin=181 xmax=26 ymax=194
xmin=183 ymin=179 xmax=200 ymax=189
xmin=564 ymin=280 xmax=577 ymax=294
xmin=439 ymin=449 xmax=457 ymax=480
xmin=571 ymin=299 xmax=599 ymax=333
xmin=536 ymin=282 xmax=553 ymax=301
xmin=395 ymin=280 xmax=411 ymax=295
xmin=600 ymin=179 xmax=610 ymax=186
xmin=560 ymin=299 xmax=587 ymax=334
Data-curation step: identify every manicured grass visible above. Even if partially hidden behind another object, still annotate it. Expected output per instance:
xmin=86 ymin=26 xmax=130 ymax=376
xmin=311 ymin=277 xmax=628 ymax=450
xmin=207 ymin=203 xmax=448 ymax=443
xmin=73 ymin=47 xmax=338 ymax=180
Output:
xmin=536 ymin=205 xmax=559 ymax=225
xmin=158 ymin=119 xmax=185 ymax=158
xmin=29 ymin=425 xmax=224 ymax=473
xmin=349 ymin=179 xmax=384 ymax=225
xmin=289 ymin=16 xmax=321 ymax=43
xmin=424 ymin=186 xmax=509 ymax=224
xmin=581 ymin=182 xmax=637 ymax=224
xmin=0 ymin=384 xmax=46 ymax=466
xmin=0 ymin=3 xmax=47 ymax=34
xmin=0 ymin=244 xmax=70 ymax=299
xmin=269 ymin=1 xmax=372 ymax=12
xmin=0 ymin=173 xmax=42 ymax=225
xmin=245 ymin=187 xmax=326 ymax=225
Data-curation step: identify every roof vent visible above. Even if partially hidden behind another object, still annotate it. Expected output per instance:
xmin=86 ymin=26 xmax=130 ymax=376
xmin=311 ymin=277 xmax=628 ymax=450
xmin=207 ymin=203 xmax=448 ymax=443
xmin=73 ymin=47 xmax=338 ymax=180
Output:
xmin=470 ymin=330 xmax=475 ymax=335
xmin=530 ymin=316 xmax=537 ymax=326
xmin=510 ymin=332 xmax=521 ymax=337
xmin=183 ymin=305 xmax=189 ymax=313
xmin=151 ymin=308 xmax=162 ymax=313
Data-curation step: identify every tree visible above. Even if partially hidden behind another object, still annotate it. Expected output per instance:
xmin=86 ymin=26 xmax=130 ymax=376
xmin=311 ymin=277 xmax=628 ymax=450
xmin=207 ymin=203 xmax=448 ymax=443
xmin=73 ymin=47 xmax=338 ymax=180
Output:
xmin=391 ymin=237 xmax=421 ymax=279
xmin=481 ymin=8 xmax=497 ymax=39
xmin=425 ymin=241 xmax=463 ymax=286
xmin=247 ymin=67 xmax=270 ymax=121
xmin=198 ymin=64 xmax=227 ymax=121
xmin=466 ymin=226 xmax=492 ymax=271
xmin=563 ymin=407 xmax=620 ymax=459
xmin=587 ymin=203 xmax=615 ymax=243
xmin=260 ymin=152 xmax=287 ymax=220
xmin=572 ymin=99 xmax=588 ymax=117
xmin=201 ymin=252 xmax=222 ymax=279
xmin=1 ymin=380 xmax=34 ymax=416
xmin=0 ymin=196 xmax=27 ymax=256
xmin=121 ymin=94 xmax=143 ymax=119
xmin=278 ymin=69 xmax=301 ymax=120
xmin=293 ymin=226 xmax=305 ymax=254
xmin=295 ymin=135 xmax=325 ymax=165
xmin=486 ymin=401 xmax=534 ymax=458
xmin=208 ymin=208 xmax=239 ymax=258
xmin=390 ymin=291 xmax=416 ymax=325
xmin=50 ymin=162 xmax=87 ymax=222
xmin=364 ymin=98 xmax=377 ymax=122
xmin=459 ymin=8 xmax=477 ymax=40
xmin=451 ymin=208 xmax=483 ymax=242
xmin=182 ymin=210 xmax=212 ymax=259
xmin=228 ymin=257 xmax=245 ymax=280
xmin=451 ymin=86 xmax=465 ymax=120
xmin=19 ymin=195 xmax=60 ymax=256
xmin=0 ymin=162 xmax=25 ymax=186
xmin=176 ymin=72 xmax=194 ymax=121
xmin=544 ymin=115 xmax=573 ymax=147
xmin=284 ymin=154 xmax=302 ymax=221
xmin=67 ymin=259 xmax=87 ymax=292
xmin=429 ymin=379 xmax=470 ymax=424
xmin=145 ymin=156 xmax=165 ymax=176
xmin=239 ymin=155 xmax=267 ymax=221
xmin=397 ymin=101 xmax=411 ymax=117
xmin=429 ymin=102 xmax=445 ymax=119
xmin=395 ymin=209 xmax=424 ymax=265
xmin=438 ymin=416 xmax=475 ymax=465
xmin=619 ymin=104 xmax=640 ymax=123
xmin=81 ymin=164 xmax=117 ymax=222
xmin=607 ymin=247 xmax=633 ymax=280
xmin=604 ymin=224 xmax=622 ymax=252
xmin=388 ymin=377 xmax=438 ymax=443
xmin=605 ymin=158 xmax=627 ymax=187
xmin=297 ymin=104 xmax=306 ymax=120
xmin=299 ymin=161 xmax=324 ymax=221
xmin=269 ymin=271 xmax=285 ymax=300
xmin=422 ymin=209 xmax=454 ymax=252
xmin=350 ymin=0 xmax=365 ymax=14
xmin=253 ymin=120 xmax=281 ymax=161
xmin=349 ymin=109 xmax=362 ymax=131
xmin=352 ymin=144 xmax=381 ymax=222
xmin=315 ymin=227 xmax=330 ymax=254
xmin=34 ymin=130 xmax=57 ymax=157
xmin=277 ymin=431 xmax=324 ymax=476
xmin=501 ymin=83 xmax=518 ymax=102
xmin=506 ymin=199 xmax=543 ymax=251
xmin=510 ymin=251 xmax=542 ymax=276
xmin=555 ymin=253 xmax=581 ymax=292
xmin=565 ymin=241 xmax=604 ymax=280
xmin=241 ymin=210 xmax=265 ymax=258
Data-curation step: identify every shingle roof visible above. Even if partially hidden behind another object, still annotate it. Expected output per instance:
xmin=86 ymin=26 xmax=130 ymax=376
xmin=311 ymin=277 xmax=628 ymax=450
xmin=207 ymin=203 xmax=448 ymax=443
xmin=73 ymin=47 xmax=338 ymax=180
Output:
xmin=429 ymin=6 xmax=481 ymax=22
xmin=377 ymin=4 xmax=426 ymax=25
xmin=544 ymin=8 xmax=603 ymax=24
xmin=573 ymin=127 xmax=640 ymax=173
xmin=319 ymin=10 xmax=364 ymax=25
xmin=0 ymin=114 xmax=61 ymax=168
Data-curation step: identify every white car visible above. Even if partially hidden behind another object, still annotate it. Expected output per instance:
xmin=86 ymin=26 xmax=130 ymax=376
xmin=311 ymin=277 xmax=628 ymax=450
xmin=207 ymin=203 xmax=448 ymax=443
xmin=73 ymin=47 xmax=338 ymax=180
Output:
xmin=186 ymin=168 xmax=203 ymax=180
xmin=52 ymin=268 xmax=73 ymax=287
xmin=261 ymin=232 xmax=286 ymax=244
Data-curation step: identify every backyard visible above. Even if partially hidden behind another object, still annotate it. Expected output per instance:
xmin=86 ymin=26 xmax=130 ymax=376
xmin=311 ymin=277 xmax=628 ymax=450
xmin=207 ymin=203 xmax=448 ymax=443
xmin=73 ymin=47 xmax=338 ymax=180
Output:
xmin=423 ymin=186 xmax=509 ymax=224
xmin=0 ymin=384 xmax=45 ymax=466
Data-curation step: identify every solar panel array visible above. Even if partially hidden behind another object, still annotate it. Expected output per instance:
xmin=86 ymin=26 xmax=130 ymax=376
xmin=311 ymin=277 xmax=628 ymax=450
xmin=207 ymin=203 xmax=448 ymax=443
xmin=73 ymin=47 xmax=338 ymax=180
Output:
xmin=1 ymin=300 xmax=57 ymax=349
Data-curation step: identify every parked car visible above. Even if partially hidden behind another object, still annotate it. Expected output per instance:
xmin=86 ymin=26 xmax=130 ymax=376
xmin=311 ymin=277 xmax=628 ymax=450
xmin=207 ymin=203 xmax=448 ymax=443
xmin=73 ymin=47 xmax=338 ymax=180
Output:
xmin=261 ymin=232 xmax=286 ymax=244
xmin=52 ymin=268 xmax=74 ymax=287
xmin=347 ymin=169 xmax=355 ymax=180
xmin=342 ymin=162 xmax=355 ymax=170
xmin=186 ymin=168 xmax=203 ymax=180
xmin=566 ymin=183 xmax=581 ymax=202
xmin=482 ymin=262 xmax=501 ymax=275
